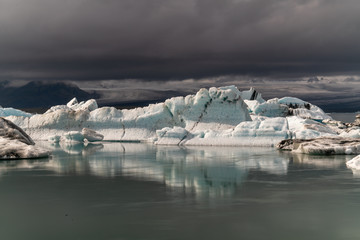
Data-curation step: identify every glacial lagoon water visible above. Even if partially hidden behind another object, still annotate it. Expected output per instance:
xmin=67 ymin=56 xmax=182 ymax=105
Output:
xmin=1 ymin=142 xmax=360 ymax=240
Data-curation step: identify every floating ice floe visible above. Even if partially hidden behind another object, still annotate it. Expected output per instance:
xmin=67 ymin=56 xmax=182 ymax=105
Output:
xmin=0 ymin=138 xmax=50 ymax=159
xmin=0 ymin=117 xmax=35 ymax=145
xmin=277 ymin=137 xmax=360 ymax=155
xmin=3 ymin=85 xmax=342 ymax=147
xmin=346 ymin=155 xmax=360 ymax=172
xmin=0 ymin=117 xmax=50 ymax=159
xmin=49 ymin=128 xmax=104 ymax=143
xmin=81 ymin=128 xmax=104 ymax=142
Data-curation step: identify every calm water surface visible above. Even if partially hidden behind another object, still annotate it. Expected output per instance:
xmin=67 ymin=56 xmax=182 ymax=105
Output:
xmin=0 ymin=142 xmax=360 ymax=240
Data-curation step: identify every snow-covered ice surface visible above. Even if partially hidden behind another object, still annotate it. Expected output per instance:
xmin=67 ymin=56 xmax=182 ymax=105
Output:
xmin=2 ymin=85 xmax=356 ymax=149
xmin=49 ymin=128 xmax=104 ymax=143
xmin=0 ymin=117 xmax=50 ymax=159
xmin=0 ymin=107 xmax=32 ymax=118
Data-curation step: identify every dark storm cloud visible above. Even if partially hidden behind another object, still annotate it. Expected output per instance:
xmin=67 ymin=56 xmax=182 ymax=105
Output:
xmin=1 ymin=0 xmax=360 ymax=80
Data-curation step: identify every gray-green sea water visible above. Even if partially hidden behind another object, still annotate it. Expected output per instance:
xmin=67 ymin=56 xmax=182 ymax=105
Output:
xmin=0 ymin=142 xmax=360 ymax=240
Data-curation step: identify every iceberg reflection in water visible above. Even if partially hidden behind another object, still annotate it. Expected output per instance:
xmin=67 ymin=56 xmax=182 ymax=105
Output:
xmin=0 ymin=142 xmax=292 ymax=197
xmin=0 ymin=142 xmax=353 ymax=198
xmin=1 ymin=142 xmax=359 ymax=240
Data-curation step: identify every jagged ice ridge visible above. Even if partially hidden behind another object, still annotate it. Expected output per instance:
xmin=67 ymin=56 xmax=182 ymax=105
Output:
xmin=2 ymin=85 xmax=340 ymax=149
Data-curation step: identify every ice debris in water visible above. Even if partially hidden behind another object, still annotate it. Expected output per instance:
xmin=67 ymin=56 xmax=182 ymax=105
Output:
xmin=0 ymin=117 xmax=34 ymax=145
xmin=0 ymin=117 xmax=50 ymax=159
xmin=49 ymin=128 xmax=104 ymax=143
xmin=347 ymin=155 xmax=360 ymax=172
xmin=277 ymin=137 xmax=360 ymax=155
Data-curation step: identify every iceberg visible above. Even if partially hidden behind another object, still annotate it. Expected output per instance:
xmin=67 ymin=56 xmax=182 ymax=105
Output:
xmin=45 ymin=98 xmax=98 ymax=114
xmin=6 ymin=86 xmax=253 ymax=143
xmin=49 ymin=128 xmax=104 ymax=143
xmin=81 ymin=128 xmax=104 ymax=142
xmin=0 ymin=117 xmax=34 ymax=145
xmin=346 ymin=155 xmax=360 ymax=172
xmin=0 ymin=138 xmax=50 ymax=159
xmin=0 ymin=117 xmax=50 ymax=159
xmin=2 ymin=85 xmax=351 ymax=149
xmin=277 ymin=137 xmax=360 ymax=155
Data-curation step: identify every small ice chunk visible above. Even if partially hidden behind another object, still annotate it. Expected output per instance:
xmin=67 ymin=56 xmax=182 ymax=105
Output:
xmin=279 ymin=137 xmax=360 ymax=155
xmin=0 ymin=117 xmax=35 ymax=145
xmin=82 ymin=128 xmax=104 ymax=142
xmin=240 ymin=87 xmax=265 ymax=103
xmin=347 ymin=155 xmax=360 ymax=170
xmin=345 ymin=147 xmax=354 ymax=155
xmin=62 ymin=131 xmax=85 ymax=142
xmin=0 ymin=137 xmax=50 ymax=159
xmin=0 ymin=118 xmax=50 ymax=159
xmin=66 ymin=97 xmax=78 ymax=107
xmin=73 ymin=99 xmax=98 ymax=112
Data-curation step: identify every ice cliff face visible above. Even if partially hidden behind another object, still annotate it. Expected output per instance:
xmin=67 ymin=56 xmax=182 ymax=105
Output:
xmin=6 ymin=86 xmax=253 ymax=142
xmin=2 ymin=85 xmax=341 ymax=147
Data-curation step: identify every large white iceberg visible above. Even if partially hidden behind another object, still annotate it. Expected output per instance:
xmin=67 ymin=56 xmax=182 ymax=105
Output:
xmin=2 ymin=85 xmax=344 ymax=147
xmin=6 ymin=86 xmax=254 ymax=142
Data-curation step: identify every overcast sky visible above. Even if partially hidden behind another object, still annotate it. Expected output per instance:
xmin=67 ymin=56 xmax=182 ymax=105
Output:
xmin=1 ymin=0 xmax=360 ymax=81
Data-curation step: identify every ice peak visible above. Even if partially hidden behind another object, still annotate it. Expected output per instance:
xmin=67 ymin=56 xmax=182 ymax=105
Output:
xmin=46 ymin=98 xmax=98 ymax=114
xmin=209 ymin=85 xmax=241 ymax=102
xmin=240 ymin=87 xmax=265 ymax=103
xmin=67 ymin=97 xmax=78 ymax=108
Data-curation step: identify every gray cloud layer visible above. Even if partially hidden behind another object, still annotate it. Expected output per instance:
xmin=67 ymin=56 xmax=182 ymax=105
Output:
xmin=1 ymin=0 xmax=360 ymax=80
